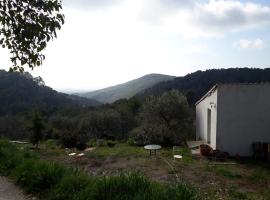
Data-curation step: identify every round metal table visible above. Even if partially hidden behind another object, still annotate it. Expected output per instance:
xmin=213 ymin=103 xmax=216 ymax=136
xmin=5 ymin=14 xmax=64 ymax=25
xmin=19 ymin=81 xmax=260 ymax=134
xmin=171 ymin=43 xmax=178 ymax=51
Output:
xmin=144 ymin=144 xmax=162 ymax=156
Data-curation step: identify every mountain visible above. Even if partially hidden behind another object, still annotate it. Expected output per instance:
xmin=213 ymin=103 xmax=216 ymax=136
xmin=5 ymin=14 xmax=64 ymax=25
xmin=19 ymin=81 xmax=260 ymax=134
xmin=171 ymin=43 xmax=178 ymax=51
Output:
xmin=0 ymin=70 xmax=100 ymax=116
xmin=78 ymin=74 xmax=176 ymax=103
xmin=138 ymin=68 xmax=270 ymax=105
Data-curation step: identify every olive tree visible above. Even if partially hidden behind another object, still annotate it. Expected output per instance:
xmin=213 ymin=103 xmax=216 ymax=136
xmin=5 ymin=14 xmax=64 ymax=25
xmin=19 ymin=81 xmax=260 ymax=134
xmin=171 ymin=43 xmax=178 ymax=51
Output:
xmin=133 ymin=90 xmax=194 ymax=146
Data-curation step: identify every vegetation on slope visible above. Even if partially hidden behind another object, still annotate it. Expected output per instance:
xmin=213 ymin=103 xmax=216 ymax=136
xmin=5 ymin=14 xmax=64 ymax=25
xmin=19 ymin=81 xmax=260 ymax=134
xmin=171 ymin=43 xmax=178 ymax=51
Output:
xmin=0 ymin=70 xmax=100 ymax=116
xmin=139 ymin=68 xmax=270 ymax=105
xmin=79 ymin=73 xmax=175 ymax=103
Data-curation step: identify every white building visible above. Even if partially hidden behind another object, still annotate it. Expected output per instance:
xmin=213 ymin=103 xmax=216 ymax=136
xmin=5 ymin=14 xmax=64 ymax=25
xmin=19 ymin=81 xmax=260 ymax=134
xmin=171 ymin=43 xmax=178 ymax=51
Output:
xmin=196 ymin=84 xmax=270 ymax=156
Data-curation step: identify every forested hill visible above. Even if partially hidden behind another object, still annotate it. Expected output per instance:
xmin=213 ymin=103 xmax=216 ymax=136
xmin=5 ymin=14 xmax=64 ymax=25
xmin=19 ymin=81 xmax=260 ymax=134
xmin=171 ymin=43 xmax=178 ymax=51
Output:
xmin=138 ymin=68 xmax=270 ymax=105
xmin=0 ymin=70 xmax=100 ymax=116
xmin=79 ymin=74 xmax=175 ymax=103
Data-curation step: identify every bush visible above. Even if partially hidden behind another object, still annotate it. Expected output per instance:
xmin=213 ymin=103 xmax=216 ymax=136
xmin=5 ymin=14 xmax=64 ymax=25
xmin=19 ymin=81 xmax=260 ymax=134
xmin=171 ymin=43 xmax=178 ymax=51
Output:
xmin=127 ymin=137 xmax=136 ymax=146
xmin=47 ymin=173 xmax=93 ymax=200
xmin=44 ymin=139 xmax=58 ymax=150
xmin=14 ymin=159 xmax=68 ymax=195
xmin=107 ymin=140 xmax=116 ymax=148
xmin=87 ymin=138 xmax=96 ymax=147
xmin=59 ymin=131 xmax=77 ymax=148
xmin=75 ymin=134 xmax=88 ymax=151
xmin=96 ymin=139 xmax=106 ymax=147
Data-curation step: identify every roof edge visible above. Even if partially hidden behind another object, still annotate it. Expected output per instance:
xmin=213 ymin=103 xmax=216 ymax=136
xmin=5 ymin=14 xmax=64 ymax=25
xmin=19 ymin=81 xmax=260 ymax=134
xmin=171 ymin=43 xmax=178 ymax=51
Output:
xmin=195 ymin=84 xmax=218 ymax=106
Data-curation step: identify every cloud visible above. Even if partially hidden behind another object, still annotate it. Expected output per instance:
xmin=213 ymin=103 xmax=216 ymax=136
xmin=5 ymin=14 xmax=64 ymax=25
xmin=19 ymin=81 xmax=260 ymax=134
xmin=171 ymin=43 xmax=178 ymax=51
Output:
xmin=137 ymin=0 xmax=270 ymax=38
xmin=63 ymin=0 xmax=124 ymax=9
xmin=138 ymin=0 xmax=195 ymax=24
xmin=191 ymin=0 xmax=270 ymax=34
xmin=234 ymin=38 xmax=264 ymax=49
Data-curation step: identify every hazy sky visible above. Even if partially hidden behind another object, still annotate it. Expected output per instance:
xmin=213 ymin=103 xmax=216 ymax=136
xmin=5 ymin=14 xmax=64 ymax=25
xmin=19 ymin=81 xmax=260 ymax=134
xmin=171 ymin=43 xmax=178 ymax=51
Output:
xmin=1 ymin=0 xmax=270 ymax=92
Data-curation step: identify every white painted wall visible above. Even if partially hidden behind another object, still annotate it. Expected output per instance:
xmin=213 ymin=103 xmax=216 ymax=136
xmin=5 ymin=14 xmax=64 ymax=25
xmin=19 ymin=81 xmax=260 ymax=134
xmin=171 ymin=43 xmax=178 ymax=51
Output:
xmin=217 ymin=84 xmax=270 ymax=156
xmin=196 ymin=89 xmax=218 ymax=149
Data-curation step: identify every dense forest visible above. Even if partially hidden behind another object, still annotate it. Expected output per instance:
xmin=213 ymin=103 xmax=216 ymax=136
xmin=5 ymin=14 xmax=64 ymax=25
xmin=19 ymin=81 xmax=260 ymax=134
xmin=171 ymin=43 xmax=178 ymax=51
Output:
xmin=139 ymin=68 xmax=270 ymax=105
xmin=0 ymin=70 xmax=100 ymax=116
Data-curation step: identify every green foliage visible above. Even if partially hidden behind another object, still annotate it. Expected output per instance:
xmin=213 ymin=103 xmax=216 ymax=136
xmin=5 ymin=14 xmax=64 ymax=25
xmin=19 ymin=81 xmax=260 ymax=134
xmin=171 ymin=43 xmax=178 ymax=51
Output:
xmin=43 ymin=139 xmax=58 ymax=150
xmin=47 ymin=173 xmax=93 ymax=200
xmin=107 ymin=140 xmax=117 ymax=147
xmin=133 ymin=90 xmax=194 ymax=146
xmin=28 ymin=111 xmax=45 ymax=148
xmin=0 ymin=70 xmax=100 ymax=117
xmin=87 ymin=139 xmax=96 ymax=147
xmin=207 ymin=165 xmax=242 ymax=179
xmin=0 ymin=140 xmax=24 ymax=175
xmin=85 ymin=108 xmax=122 ymax=139
xmin=80 ymin=74 xmax=175 ymax=103
xmin=127 ymin=137 xmax=136 ymax=146
xmin=0 ymin=0 xmax=64 ymax=71
xmin=14 ymin=159 xmax=68 ymax=195
xmin=0 ymin=140 xmax=198 ymax=200
xmin=140 ymin=68 xmax=270 ymax=105
xmin=247 ymin=169 xmax=269 ymax=182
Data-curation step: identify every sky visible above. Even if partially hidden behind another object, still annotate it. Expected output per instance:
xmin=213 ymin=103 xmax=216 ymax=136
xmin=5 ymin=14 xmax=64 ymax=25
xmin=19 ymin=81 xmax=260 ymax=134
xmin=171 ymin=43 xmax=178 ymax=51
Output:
xmin=1 ymin=0 xmax=270 ymax=92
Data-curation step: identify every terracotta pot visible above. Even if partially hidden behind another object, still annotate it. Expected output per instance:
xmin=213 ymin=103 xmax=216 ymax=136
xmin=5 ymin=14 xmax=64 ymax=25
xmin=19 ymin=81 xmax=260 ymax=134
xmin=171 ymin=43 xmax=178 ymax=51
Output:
xmin=200 ymin=144 xmax=212 ymax=156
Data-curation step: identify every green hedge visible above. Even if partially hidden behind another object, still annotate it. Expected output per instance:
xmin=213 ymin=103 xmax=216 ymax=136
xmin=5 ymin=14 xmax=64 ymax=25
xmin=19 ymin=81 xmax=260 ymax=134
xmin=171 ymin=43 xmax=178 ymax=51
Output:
xmin=0 ymin=140 xmax=198 ymax=200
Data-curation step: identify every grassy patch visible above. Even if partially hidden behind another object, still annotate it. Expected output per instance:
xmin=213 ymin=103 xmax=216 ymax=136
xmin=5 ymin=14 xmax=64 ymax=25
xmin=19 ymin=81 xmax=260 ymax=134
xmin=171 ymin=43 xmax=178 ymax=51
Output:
xmin=86 ymin=143 xmax=148 ymax=159
xmin=247 ymin=168 xmax=270 ymax=182
xmin=0 ymin=139 xmax=198 ymax=200
xmin=161 ymin=146 xmax=193 ymax=164
xmin=207 ymin=165 xmax=243 ymax=179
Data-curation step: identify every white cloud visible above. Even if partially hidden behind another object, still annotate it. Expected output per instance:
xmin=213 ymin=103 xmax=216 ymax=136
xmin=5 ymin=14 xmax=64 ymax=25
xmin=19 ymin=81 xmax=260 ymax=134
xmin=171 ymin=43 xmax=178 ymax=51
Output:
xmin=64 ymin=0 xmax=270 ymax=38
xmin=234 ymin=38 xmax=264 ymax=49
xmin=137 ymin=0 xmax=270 ymax=38
xmin=191 ymin=0 xmax=270 ymax=34
xmin=63 ymin=0 xmax=124 ymax=10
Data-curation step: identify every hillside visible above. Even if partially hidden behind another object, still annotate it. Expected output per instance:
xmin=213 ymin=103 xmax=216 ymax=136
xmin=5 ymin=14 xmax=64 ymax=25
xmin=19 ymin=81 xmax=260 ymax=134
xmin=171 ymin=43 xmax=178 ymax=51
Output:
xmin=139 ymin=68 xmax=270 ymax=105
xmin=79 ymin=74 xmax=175 ymax=103
xmin=0 ymin=70 xmax=100 ymax=116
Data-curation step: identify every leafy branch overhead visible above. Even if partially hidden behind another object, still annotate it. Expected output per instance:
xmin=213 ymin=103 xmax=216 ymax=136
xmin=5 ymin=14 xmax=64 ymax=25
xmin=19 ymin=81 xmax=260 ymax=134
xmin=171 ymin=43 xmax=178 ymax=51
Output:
xmin=0 ymin=0 xmax=64 ymax=72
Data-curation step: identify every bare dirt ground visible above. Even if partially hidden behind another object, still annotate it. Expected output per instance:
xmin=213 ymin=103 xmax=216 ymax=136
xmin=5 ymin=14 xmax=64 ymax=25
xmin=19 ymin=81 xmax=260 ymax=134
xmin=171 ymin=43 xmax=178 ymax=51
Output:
xmin=0 ymin=176 xmax=29 ymax=200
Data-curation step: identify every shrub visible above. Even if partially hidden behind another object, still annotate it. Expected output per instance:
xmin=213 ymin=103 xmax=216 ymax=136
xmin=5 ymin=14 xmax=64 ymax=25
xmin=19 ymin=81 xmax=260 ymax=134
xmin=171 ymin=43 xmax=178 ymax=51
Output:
xmin=107 ymin=140 xmax=116 ymax=148
xmin=59 ymin=131 xmax=77 ymax=148
xmin=13 ymin=159 xmax=68 ymax=195
xmin=127 ymin=137 xmax=136 ymax=146
xmin=87 ymin=138 xmax=96 ymax=147
xmin=44 ymin=139 xmax=58 ymax=150
xmin=0 ymin=140 xmax=24 ymax=175
xmin=96 ymin=139 xmax=106 ymax=147
xmin=47 ymin=173 xmax=93 ymax=200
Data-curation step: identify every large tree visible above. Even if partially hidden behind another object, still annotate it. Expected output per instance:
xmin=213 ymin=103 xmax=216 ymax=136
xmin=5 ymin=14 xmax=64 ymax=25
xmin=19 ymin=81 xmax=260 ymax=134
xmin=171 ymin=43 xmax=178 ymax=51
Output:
xmin=132 ymin=90 xmax=194 ymax=145
xmin=0 ymin=0 xmax=64 ymax=72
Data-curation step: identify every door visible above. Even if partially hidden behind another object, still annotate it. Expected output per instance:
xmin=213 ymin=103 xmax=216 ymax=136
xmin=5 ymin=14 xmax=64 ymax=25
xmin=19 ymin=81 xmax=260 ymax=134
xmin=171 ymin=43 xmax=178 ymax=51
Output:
xmin=207 ymin=109 xmax=211 ymax=144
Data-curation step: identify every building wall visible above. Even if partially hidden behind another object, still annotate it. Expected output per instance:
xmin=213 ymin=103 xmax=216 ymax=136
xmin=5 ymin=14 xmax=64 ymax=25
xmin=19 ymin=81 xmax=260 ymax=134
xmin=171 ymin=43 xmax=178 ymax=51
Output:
xmin=196 ymin=89 xmax=218 ymax=149
xmin=217 ymin=84 xmax=270 ymax=156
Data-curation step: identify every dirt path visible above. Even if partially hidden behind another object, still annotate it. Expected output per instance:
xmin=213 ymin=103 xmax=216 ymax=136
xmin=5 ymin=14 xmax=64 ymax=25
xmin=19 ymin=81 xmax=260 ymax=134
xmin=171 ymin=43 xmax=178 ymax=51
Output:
xmin=0 ymin=176 xmax=29 ymax=200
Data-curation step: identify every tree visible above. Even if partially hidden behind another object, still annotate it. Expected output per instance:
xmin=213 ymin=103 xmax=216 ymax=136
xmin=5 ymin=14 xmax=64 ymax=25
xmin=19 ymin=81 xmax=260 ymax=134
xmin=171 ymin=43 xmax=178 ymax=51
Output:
xmin=28 ymin=111 xmax=45 ymax=148
xmin=0 ymin=0 xmax=64 ymax=72
xmin=112 ymin=98 xmax=141 ymax=140
xmin=133 ymin=90 xmax=194 ymax=146
xmin=86 ymin=109 xmax=121 ymax=140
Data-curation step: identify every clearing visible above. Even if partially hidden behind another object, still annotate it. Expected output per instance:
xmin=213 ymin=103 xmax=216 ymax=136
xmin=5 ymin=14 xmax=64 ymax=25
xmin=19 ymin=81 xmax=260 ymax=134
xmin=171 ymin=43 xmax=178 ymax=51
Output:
xmin=17 ymin=141 xmax=270 ymax=200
